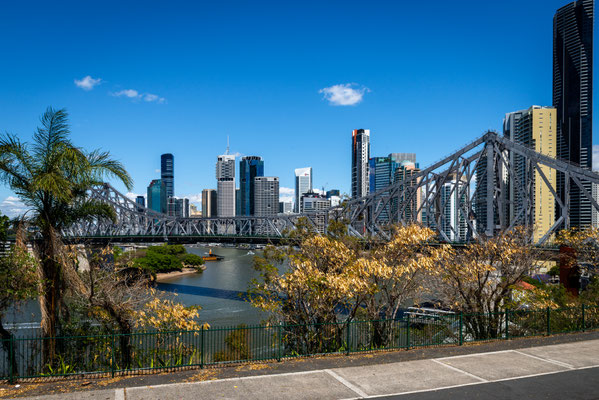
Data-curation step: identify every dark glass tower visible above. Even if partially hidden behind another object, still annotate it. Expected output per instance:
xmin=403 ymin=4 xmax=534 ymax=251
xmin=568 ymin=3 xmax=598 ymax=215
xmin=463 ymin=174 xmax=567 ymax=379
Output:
xmin=239 ymin=156 xmax=264 ymax=216
xmin=554 ymin=0 xmax=594 ymax=228
xmin=161 ymin=153 xmax=174 ymax=199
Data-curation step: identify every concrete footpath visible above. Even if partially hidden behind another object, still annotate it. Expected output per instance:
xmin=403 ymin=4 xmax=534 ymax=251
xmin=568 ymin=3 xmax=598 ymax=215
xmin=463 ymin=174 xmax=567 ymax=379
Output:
xmin=4 ymin=334 xmax=599 ymax=399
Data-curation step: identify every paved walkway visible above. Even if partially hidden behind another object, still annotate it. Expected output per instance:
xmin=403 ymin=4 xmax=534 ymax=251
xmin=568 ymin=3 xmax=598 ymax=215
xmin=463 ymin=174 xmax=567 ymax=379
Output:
xmin=12 ymin=338 xmax=599 ymax=399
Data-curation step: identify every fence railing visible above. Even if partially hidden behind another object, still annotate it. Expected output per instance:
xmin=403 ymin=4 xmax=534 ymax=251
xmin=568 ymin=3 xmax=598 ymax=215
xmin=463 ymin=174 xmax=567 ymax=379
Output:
xmin=1 ymin=304 xmax=597 ymax=382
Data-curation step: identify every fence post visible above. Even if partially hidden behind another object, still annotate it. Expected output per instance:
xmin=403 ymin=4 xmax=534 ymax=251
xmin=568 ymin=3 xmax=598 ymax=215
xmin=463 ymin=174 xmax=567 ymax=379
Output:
xmin=546 ymin=307 xmax=551 ymax=336
xmin=346 ymin=321 xmax=351 ymax=356
xmin=8 ymin=336 xmax=14 ymax=384
xmin=505 ymin=309 xmax=509 ymax=340
xmin=200 ymin=326 xmax=205 ymax=369
xmin=111 ymin=333 xmax=116 ymax=378
xmin=582 ymin=304 xmax=586 ymax=332
xmin=406 ymin=314 xmax=410 ymax=349
xmin=278 ymin=323 xmax=283 ymax=361
xmin=459 ymin=312 xmax=463 ymax=346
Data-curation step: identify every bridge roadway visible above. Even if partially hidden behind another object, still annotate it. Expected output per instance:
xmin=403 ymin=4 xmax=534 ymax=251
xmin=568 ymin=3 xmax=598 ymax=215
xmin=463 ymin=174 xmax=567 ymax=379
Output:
xmin=12 ymin=336 xmax=599 ymax=399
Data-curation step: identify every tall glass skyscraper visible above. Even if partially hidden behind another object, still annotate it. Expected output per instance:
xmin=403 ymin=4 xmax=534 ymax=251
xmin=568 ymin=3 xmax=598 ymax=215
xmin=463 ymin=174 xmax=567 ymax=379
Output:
xmin=147 ymin=179 xmax=166 ymax=214
xmin=554 ymin=0 xmax=594 ymax=228
xmin=351 ymin=129 xmax=370 ymax=198
xmin=239 ymin=156 xmax=264 ymax=216
xmin=161 ymin=153 xmax=174 ymax=199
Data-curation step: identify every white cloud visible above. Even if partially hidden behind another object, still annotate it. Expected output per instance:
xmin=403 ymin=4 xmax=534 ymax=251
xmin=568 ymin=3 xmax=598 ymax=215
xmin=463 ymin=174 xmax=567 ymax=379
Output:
xmin=112 ymin=89 xmax=166 ymax=104
xmin=183 ymin=194 xmax=203 ymax=205
xmin=319 ymin=83 xmax=369 ymax=106
xmin=143 ymin=93 xmax=166 ymax=103
xmin=74 ymin=75 xmax=102 ymax=91
xmin=125 ymin=192 xmax=144 ymax=202
xmin=279 ymin=187 xmax=294 ymax=204
xmin=113 ymin=89 xmax=141 ymax=99
xmin=594 ymin=145 xmax=599 ymax=171
xmin=0 ymin=196 xmax=29 ymax=218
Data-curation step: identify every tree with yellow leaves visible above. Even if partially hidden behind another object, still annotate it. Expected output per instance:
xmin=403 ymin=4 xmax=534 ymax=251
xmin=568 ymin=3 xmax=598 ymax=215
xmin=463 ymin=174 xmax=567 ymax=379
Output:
xmin=436 ymin=227 xmax=537 ymax=339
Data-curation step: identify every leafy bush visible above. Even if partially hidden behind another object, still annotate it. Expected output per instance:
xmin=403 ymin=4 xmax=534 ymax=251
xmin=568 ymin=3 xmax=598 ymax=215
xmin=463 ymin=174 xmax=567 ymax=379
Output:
xmin=134 ymin=251 xmax=182 ymax=275
xmin=180 ymin=253 xmax=205 ymax=266
xmin=147 ymin=244 xmax=186 ymax=256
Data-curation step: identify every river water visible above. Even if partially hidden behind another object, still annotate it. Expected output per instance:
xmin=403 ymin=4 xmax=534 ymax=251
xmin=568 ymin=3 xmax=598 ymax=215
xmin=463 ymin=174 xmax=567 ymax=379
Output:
xmin=156 ymin=245 xmax=271 ymax=327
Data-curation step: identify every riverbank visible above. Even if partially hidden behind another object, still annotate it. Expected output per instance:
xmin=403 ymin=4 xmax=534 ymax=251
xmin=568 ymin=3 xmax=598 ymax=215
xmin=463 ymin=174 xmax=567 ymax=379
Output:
xmin=155 ymin=267 xmax=204 ymax=282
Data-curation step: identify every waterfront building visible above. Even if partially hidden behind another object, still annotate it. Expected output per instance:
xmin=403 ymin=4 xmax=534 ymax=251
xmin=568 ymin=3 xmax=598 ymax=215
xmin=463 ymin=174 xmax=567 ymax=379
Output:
xmin=301 ymin=191 xmax=331 ymax=233
xmin=394 ymin=162 xmax=421 ymax=222
xmin=135 ymin=195 xmax=145 ymax=211
xmin=161 ymin=154 xmax=174 ymax=199
xmin=279 ymin=201 xmax=293 ymax=214
xmin=438 ymin=175 xmax=469 ymax=242
xmin=216 ymin=154 xmax=236 ymax=217
xmin=201 ymin=189 xmax=218 ymax=217
xmin=326 ymin=189 xmax=340 ymax=198
xmin=352 ymin=129 xmax=370 ymax=198
xmin=236 ymin=188 xmax=241 ymax=216
xmin=504 ymin=106 xmax=557 ymax=242
xmin=554 ymin=0 xmax=594 ymax=228
xmin=294 ymin=167 xmax=312 ymax=213
xmin=147 ymin=179 xmax=166 ymax=214
xmin=167 ymin=197 xmax=190 ymax=218
xmin=239 ymin=156 xmax=264 ymax=216
xmin=254 ymin=177 xmax=279 ymax=216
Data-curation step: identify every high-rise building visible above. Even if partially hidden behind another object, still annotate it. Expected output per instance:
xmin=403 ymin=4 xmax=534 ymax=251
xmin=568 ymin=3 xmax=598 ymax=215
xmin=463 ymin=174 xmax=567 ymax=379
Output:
xmin=254 ymin=177 xmax=279 ymax=216
xmin=301 ymin=191 xmax=331 ymax=233
xmin=189 ymin=204 xmax=202 ymax=217
xmin=135 ymin=196 xmax=146 ymax=212
xmin=326 ymin=189 xmax=340 ymax=198
xmin=147 ymin=179 xmax=166 ymax=214
xmin=294 ymin=167 xmax=312 ymax=213
xmin=167 ymin=197 xmax=190 ymax=218
xmin=389 ymin=153 xmax=416 ymax=165
xmin=161 ymin=154 xmax=174 ymax=199
xmin=394 ymin=162 xmax=421 ymax=222
xmin=239 ymin=156 xmax=264 ymax=216
xmin=201 ymin=189 xmax=218 ymax=217
xmin=504 ymin=106 xmax=557 ymax=242
xmin=216 ymin=154 xmax=236 ymax=217
xmin=554 ymin=0 xmax=594 ymax=228
xmin=279 ymin=201 xmax=293 ymax=214
xmin=438 ymin=175 xmax=469 ymax=242
xmin=352 ymin=129 xmax=370 ymax=198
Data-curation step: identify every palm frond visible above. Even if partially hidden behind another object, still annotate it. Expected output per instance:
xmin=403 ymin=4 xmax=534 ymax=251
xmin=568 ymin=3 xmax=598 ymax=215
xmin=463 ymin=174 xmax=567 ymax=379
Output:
xmin=86 ymin=149 xmax=133 ymax=190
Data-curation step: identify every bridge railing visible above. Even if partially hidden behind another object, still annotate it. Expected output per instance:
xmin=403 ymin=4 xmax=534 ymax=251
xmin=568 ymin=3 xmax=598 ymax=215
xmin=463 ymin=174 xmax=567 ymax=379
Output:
xmin=1 ymin=304 xmax=597 ymax=382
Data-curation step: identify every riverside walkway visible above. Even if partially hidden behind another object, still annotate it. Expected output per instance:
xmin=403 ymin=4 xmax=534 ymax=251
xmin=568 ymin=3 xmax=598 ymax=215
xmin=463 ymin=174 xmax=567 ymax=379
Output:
xmin=5 ymin=333 xmax=599 ymax=399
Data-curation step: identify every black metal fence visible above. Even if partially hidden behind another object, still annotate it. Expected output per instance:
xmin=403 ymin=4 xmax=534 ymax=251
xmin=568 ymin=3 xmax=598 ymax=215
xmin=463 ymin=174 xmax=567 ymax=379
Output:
xmin=1 ymin=305 xmax=597 ymax=381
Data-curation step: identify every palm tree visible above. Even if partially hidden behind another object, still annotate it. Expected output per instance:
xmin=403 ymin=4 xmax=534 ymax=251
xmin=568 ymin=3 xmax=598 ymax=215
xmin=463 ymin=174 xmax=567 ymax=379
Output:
xmin=0 ymin=107 xmax=132 ymax=359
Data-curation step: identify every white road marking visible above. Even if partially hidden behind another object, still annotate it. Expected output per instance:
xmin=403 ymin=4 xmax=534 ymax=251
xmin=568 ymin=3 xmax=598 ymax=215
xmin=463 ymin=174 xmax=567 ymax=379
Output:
xmin=431 ymin=359 xmax=488 ymax=382
xmin=434 ymin=349 xmax=513 ymax=361
xmin=324 ymin=369 xmax=369 ymax=398
xmin=512 ymin=349 xmax=574 ymax=369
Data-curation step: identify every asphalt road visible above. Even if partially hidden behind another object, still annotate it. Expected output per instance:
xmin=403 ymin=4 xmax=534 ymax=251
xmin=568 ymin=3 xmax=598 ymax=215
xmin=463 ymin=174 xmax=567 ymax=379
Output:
xmin=382 ymin=366 xmax=599 ymax=400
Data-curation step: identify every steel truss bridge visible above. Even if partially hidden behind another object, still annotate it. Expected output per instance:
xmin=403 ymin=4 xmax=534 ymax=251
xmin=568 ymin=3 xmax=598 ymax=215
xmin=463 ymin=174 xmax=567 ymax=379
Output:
xmin=63 ymin=131 xmax=599 ymax=245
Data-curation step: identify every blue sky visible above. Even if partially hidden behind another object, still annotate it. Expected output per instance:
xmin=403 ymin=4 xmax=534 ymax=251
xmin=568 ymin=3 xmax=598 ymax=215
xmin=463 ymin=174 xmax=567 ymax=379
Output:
xmin=0 ymin=0 xmax=597 ymax=215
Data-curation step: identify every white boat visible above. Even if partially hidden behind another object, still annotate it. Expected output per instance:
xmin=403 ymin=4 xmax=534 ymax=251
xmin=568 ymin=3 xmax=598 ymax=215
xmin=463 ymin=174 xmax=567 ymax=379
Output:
xmin=247 ymin=251 xmax=255 ymax=255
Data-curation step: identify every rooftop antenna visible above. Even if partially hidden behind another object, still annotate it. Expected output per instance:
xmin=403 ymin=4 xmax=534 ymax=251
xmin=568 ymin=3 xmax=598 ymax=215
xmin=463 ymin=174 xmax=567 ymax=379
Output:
xmin=226 ymin=136 xmax=230 ymax=155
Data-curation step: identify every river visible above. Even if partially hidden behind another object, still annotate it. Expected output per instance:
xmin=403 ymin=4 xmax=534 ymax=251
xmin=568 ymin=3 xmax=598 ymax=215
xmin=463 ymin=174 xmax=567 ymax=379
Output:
xmin=156 ymin=245 xmax=273 ymax=327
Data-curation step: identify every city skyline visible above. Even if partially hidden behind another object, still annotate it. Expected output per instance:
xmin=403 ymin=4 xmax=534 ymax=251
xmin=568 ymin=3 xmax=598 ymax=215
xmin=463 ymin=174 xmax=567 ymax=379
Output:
xmin=2 ymin=0 xmax=599 ymax=217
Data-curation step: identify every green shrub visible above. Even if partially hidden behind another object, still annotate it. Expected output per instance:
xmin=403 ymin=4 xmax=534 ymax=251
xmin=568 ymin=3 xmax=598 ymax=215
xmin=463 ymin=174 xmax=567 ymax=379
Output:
xmin=180 ymin=253 xmax=205 ymax=266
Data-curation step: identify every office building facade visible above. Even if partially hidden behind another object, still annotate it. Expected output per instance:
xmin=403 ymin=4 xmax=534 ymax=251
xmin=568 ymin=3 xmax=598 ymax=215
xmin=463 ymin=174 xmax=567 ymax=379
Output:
xmin=254 ymin=177 xmax=279 ymax=216
xmin=294 ymin=167 xmax=312 ymax=213
xmin=301 ymin=191 xmax=331 ymax=233
xmin=352 ymin=129 xmax=370 ymax=198
xmin=504 ymin=106 xmax=557 ymax=242
xmin=216 ymin=154 xmax=236 ymax=217
xmin=147 ymin=179 xmax=166 ymax=214
xmin=279 ymin=201 xmax=293 ymax=214
xmin=239 ymin=156 xmax=264 ymax=216
xmin=161 ymin=153 xmax=174 ymax=199
xmin=201 ymin=189 xmax=218 ymax=217
xmin=554 ymin=0 xmax=594 ymax=228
